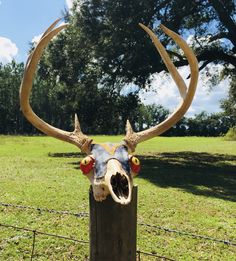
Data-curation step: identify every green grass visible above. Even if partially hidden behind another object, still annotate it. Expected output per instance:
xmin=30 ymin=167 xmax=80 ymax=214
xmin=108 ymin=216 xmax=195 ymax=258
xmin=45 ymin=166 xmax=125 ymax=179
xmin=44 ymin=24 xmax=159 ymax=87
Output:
xmin=0 ymin=135 xmax=236 ymax=260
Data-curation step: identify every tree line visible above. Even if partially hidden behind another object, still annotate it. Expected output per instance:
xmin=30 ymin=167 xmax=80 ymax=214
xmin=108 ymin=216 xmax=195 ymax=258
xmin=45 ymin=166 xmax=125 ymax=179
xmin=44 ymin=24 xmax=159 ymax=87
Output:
xmin=0 ymin=60 xmax=234 ymax=136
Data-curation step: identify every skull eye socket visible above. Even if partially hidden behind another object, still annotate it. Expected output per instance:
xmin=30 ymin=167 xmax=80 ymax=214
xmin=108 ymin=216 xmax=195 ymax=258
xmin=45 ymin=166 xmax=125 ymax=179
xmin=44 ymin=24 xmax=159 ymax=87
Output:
xmin=131 ymin=156 xmax=140 ymax=166
xmin=129 ymin=156 xmax=141 ymax=173
xmin=80 ymin=156 xmax=94 ymax=174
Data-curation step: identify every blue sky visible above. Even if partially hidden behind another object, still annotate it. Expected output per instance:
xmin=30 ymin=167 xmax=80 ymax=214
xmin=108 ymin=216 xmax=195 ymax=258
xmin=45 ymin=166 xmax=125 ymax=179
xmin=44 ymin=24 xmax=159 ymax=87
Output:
xmin=0 ymin=0 xmax=230 ymax=116
xmin=0 ymin=0 xmax=69 ymax=62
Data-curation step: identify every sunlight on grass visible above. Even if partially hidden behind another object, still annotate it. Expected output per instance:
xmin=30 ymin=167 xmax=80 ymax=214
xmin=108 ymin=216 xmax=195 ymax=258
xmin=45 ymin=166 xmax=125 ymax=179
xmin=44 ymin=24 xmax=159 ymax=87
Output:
xmin=0 ymin=135 xmax=236 ymax=260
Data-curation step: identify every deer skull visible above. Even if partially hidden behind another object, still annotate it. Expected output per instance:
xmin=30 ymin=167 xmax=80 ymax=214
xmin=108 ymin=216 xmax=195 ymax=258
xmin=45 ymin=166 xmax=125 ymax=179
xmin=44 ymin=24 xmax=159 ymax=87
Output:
xmin=80 ymin=143 xmax=140 ymax=205
xmin=19 ymin=19 xmax=198 ymax=205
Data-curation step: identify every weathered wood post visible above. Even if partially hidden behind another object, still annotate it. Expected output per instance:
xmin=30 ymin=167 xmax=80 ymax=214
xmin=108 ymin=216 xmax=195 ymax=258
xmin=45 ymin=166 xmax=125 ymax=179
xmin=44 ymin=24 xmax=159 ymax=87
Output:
xmin=89 ymin=186 xmax=137 ymax=261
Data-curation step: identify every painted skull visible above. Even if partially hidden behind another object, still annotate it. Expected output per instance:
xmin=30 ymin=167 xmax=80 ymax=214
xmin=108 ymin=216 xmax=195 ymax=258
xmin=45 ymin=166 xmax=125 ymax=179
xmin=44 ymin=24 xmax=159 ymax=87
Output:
xmin=80 ymin=143 xmax=140 ymax=205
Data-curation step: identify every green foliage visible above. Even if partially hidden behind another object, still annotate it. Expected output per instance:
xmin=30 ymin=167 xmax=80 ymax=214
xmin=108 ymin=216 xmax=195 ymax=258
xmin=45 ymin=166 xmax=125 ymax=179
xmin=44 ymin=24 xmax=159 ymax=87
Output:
xmin=186 ymin=111 xmax=234 ymax=136
xmin=221 ymin=70 xmax=236 ymax=121
xmin=0 ymin=61 xmax=29 ymax=134
xmin=65 ymin=0 xmax=236 ymax=88
xmin=135 ymin=104 xmax=169 ymax=131
xmin=0 ymin=136 xmax=236 ymax=259
xmin=224 ymin=126 xmax=236 ymax=141
xmin=30 ymin=0 xmax=234 ymax=136
xmin=1 ymin=1 xmax=235 ymax=136
xmin=0 ymin=60 xmax=234 ymax=136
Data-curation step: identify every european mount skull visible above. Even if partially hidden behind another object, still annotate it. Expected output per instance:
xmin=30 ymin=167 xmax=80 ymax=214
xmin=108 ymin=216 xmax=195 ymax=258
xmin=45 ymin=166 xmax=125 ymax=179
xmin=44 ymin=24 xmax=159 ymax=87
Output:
xmin=20 ymin=19 xmax=198 ymax=205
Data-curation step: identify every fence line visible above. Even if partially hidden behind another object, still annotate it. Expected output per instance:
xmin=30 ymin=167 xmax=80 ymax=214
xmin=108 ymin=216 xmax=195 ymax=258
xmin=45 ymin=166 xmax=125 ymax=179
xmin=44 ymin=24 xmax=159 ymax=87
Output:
xmin=138 ymin=222 xmax=236 ymax=246
xmin=0 ymin=223 xmax=173 ymax=260
xmin=0 ymin=202 xmax=88 ymax=218
xmin=0 ymin=223 xmax=89 ymax=244
xmin=1 ymin=201 xmax=235 ymax=247
xmin=137 ymin=250 xmax=175 ymax=261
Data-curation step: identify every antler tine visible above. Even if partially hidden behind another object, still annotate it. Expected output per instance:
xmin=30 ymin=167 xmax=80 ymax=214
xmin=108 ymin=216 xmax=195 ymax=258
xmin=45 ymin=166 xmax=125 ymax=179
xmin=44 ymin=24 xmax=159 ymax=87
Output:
xmin=139 ymin=23 xmax=187 ymax=99
xmin=42 ymin=18 xmax=63 ymax=38
xmin=20 ymin=19 xmax=93 ymax=154
xmin=124 ymin=24 xmax=198 ymax=152
xmin=25 ymin=19 xmax=62 ymax=69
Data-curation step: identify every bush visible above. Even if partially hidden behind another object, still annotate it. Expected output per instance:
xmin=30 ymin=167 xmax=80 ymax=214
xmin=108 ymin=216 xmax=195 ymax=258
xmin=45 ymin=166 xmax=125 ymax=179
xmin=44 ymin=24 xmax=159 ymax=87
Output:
xmin=224 ymin=127 xmax=236 ymax=141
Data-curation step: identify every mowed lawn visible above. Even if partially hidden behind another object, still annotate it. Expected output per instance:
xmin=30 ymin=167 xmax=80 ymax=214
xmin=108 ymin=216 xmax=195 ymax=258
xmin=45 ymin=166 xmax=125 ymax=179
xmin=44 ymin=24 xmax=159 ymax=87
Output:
xmin=0 ymin=135 xmax=236 ymax=260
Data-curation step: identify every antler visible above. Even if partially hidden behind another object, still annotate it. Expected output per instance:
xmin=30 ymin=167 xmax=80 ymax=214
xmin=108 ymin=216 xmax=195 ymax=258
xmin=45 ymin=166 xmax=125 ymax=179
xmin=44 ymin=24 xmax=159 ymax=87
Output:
xmin=124 ymin=24 xmax=199 ymax=152
xmin=20 ymin=19 xmax=92 ymax=154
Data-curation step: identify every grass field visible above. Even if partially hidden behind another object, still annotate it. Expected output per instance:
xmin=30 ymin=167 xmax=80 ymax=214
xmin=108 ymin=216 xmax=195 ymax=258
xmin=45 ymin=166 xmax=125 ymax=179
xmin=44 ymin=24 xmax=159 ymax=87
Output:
xmin=0 ymin=135 xmax=236 ymax=260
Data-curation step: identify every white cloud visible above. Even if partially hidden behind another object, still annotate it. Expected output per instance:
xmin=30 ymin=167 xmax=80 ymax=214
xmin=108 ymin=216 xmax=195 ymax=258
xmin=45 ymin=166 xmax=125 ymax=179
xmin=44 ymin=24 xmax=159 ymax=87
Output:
xmin=139 ymin=64 xmax=230 ymax=117
xmin=31 ymin=21 xmax=67 ymax=46
xmin=58 ymin=21 xmax=67 ymax=27
xmin=32 ymin=34 xmax=43 ymax=45
xmin=31 ymin=20 xmax=67 ymax=46
xmin=65 ymin=0 xmax=73 ymax=9
xmin=0 ymin=37 xmax=18 ymax=64
xmin=186 ymin=35 xmax=211 ymax=48
xmin=65 ymin=0 xmax=81 ymax=13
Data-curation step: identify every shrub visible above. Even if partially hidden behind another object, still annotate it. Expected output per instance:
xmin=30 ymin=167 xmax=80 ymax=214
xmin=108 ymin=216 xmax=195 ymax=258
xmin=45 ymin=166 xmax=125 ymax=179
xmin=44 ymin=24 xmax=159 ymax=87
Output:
xmin=224 ymin=127 xmax=236 ymax=141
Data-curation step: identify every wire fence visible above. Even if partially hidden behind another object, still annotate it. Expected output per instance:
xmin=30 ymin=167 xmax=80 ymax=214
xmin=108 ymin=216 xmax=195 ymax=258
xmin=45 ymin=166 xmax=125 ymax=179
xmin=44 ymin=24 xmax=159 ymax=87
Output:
xmin=0 ymin=202 xmax=88 ymax=218
xmin=138 ymin=222 xmax=236 ymax=246
xmin=136 ymin=250 xmax=175 ymax=261
xmin=0 ymin=223 xmax=89 ymax=261
xmin=0 ymin=223 xmax=173 ymax=260
xmin=1 ymin=201 xmax=236 ymax=260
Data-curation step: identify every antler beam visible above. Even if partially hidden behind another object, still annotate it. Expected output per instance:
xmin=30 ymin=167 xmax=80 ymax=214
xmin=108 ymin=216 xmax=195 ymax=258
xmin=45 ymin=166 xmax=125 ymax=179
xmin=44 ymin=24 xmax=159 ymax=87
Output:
xmin=124 ymin=24 xmax=199 ymax=152
xmin=19 ymin=19 xmax=92 ymax=154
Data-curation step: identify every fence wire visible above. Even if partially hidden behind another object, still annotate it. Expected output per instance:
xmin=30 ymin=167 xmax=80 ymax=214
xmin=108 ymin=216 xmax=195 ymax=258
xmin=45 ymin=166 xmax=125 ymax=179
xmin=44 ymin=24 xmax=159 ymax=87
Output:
xmin=136 ymin=250 xmax=175 ymax=261
xmin=1 ymin=201 xmax=235 ymax=247
xmin=138 ymin=222 xmax=236 ymax=246
xmin=0 ymin=202 xmax=88 ymax=218
xmin=0 ymin=223 xmax=173 ymax=260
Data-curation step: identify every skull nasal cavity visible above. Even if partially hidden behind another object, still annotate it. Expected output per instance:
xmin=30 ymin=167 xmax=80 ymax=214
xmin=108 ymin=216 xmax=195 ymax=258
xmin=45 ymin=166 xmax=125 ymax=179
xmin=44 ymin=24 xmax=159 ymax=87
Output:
xmin=110 ymin=172 xmax=129 ymax=199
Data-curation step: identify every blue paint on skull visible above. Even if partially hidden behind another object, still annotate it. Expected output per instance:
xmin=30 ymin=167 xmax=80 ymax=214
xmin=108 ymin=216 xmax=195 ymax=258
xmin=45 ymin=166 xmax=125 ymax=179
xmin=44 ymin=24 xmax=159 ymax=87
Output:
xmin=91 ymin=143 xmax=130 ymax=179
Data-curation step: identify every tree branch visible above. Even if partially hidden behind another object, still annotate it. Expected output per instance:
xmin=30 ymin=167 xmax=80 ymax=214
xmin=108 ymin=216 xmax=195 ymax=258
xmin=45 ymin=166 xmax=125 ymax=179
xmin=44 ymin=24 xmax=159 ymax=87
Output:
xmin=198 ymin=60 xmax=212 ymax=72
xmin=154 ymin=49 xmax=236 ymax=76
xmin=167 ymin=50 xmax=184 ymax=62
xmin=197 ymin=49 xmax=236 ymax=67
xmin=209 ymin=0 xmax=236 ymax=46
xmin=209 ymin=32 xmax=230 ymax=42
xmin=186 ymin=60 xmax=212 ymax=79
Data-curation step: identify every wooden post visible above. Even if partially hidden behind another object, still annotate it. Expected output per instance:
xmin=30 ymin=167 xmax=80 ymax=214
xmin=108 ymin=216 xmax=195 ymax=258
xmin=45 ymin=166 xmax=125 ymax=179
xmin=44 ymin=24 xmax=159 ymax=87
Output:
xmin=89 ymin=186 xmax=137 ymax=261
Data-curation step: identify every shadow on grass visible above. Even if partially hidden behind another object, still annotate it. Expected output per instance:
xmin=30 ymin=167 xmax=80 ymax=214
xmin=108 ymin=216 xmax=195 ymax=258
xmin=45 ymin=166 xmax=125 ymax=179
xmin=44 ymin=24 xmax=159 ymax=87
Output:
xmin=49 ymin=151 xmax=236 ymax=202
xmin=138 ymin=152 xmax=236 ymax=202
xmin=48 ymin=152 xmax=84 ymax=158
xmin=48 ymin=152 xmax=83 ymax=170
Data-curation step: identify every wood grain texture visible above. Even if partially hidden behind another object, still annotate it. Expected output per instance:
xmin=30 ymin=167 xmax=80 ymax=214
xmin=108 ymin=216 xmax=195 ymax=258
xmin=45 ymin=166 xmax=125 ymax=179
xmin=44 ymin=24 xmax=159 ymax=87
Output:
xmin=89 ymin=186 xmax=137 ymax=261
